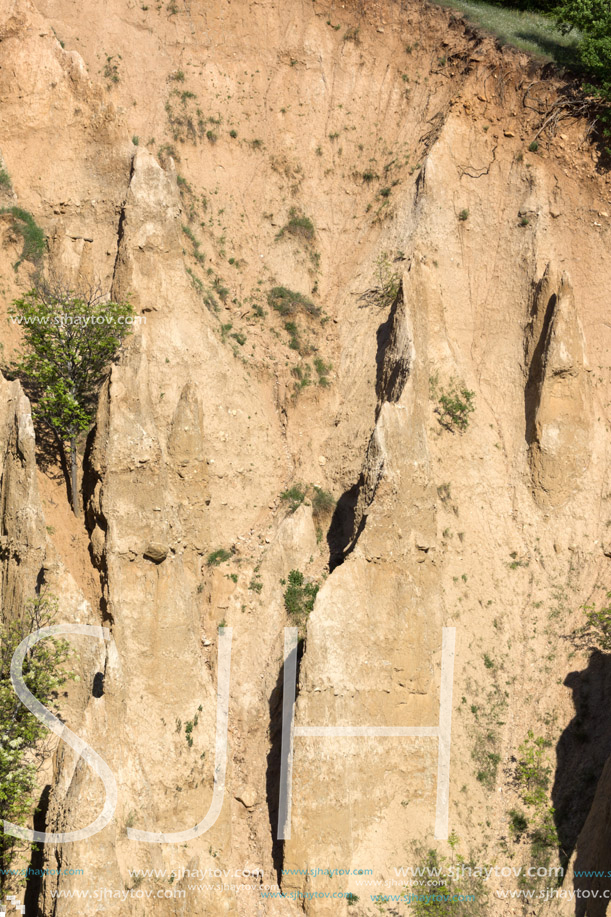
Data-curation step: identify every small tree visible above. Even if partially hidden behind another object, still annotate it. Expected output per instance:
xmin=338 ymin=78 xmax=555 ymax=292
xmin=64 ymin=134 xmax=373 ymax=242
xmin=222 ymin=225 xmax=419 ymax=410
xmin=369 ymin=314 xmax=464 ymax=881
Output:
xmin=8 ymin=279 xmax=134 ymax=515
xmin=0 ymin=593 xmax=71 ymax=889
xmin=557 ymin=0 xmax=611 ymax=101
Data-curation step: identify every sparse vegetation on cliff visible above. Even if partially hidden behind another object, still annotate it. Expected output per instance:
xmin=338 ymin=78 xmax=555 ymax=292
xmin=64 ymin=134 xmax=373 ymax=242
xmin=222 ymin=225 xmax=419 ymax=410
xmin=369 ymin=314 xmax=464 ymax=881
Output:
xmin=276 ymin=208 xmax=315 ymax=243
xmin=408 ymin=846 xmax=489 ymax=915
xmin=267 ymin=286 xmax=319 ymax=317
xmin=509 ymin=731 xmax=560 ymax=890
xmin=280 ymin=485 xmax=306 ymax=512
xmin=0 ymin=593 xmax=71 ymax=889
xmin=0 ymin=206 xmax=45 ymax=268
xmin=282 ymin=569 xmax=319 ymax=630
xmin=575 ymin=591 xmax=611 ymax=649
xmin=431 ymin=376 xmax=476 ymax=432
xmin=206 ymin=548 xmax=232 ymax=566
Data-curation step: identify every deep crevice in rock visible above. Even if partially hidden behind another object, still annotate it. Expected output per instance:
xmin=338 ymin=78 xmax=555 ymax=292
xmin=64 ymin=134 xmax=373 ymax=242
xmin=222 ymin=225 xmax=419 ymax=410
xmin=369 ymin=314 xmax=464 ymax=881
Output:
xmin=327 ymin=283 xmax=410 ymax=571
xmin=525 ymin=287 xmax=557 ymax=446
xmin=82 ymin=422 xmax=113 ymax=625
xmin=23 ymin=784 xmax=51 ymax=916
xmin=327 ymin=480 xmax=362 ymax=571
xmin=92 ymin=671 xmax=105 ymax=697
xmin=110 ymin=153 xmax=135 ymax=293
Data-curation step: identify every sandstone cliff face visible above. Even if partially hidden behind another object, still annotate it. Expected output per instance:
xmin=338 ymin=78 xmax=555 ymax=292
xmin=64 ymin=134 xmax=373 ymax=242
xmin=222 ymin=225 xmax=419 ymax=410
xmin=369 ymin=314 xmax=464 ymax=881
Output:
xmin=0 ymin=0 xmax=610 ymax=914
xmin=0 ymin=379 xmax=46 ymax=614
xmin=525 ymin=265 xmax=592 ymax=507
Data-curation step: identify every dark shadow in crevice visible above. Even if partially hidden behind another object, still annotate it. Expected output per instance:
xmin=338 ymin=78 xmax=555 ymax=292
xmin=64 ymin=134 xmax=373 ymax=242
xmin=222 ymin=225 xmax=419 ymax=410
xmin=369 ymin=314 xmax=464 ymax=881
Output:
xmin=375 ymin=284 xmax=410 ymax=410
xmin=524 ymin=290 xmax=556 ymax=445
xmin=552 ymin=650 xmax=611 ymax=879
xmin=23 ymin=784 xmax=51 ymax=916
xmin=35 ymin=566 xmax=46 ymax=595
xmin=92 ymin=671 xmax=105 ymax=697
xmin=81 ymin=423 xmax=113 ymax=625
xmin=325 ymin=275 xmax=405 ymax=574
xmin=375 ymin=303 xmax=395 ymax=404
xmin=81 ymin=423 xmax=102 ymax=538
xmin=266 ymin=637 xmax=305 ymax=886
xmin=327 ymin=480 xmax=363 ymax=572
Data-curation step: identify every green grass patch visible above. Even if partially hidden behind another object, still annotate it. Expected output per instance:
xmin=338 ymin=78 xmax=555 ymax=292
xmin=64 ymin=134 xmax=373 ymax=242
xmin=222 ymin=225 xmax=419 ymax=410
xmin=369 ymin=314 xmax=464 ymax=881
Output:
xmin=433 ymin=0 xmax=580 ymax=65
xmin=0 ymin=206 xmax=45 ymax=267
xmin=283 ymin=569 xmax=319 ymax=629
xmin=312 ymin=486 xmax=335 ymax=518
xmin=182 ymin=224 xmax=205 ymax=264
xmin=206 ymin=548 xmax=232 ymax=566
xmin=280 ymin=485 xmax=306 ymax=512
xmin=276 ymin=208 xmax=315 ymax=243
xmin=267 ymin=286 xmax=319 ymax=317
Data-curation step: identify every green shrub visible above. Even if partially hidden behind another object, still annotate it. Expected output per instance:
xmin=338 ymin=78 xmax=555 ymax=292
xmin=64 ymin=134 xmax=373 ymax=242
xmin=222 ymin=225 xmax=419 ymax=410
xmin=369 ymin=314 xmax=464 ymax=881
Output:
xmin=410 ymin=847 xmax=488 ymax=916
xmin=0 ymin=206 xmax=45 ymax=267
xmin=292 ymin=364 xmax=312 ymax=391
xmin=516 ymin=730 xmax=551 ymax=808
xmin=267 ymin=286 xmax=319 ymax=317
xmin=556 ymin=0 xmax=611 ymax=107
xmin=435 ymin=382 xmax=475 ymax=432
xmin=458 ymin=208 xmax=469 ymax=221
xmin=277 ymin=208 xmax=315 ymax=243
xmin=0 ymin=168 xmax=11 ymax=189
xmin=528 ymin=140 xmax=539 ymax=152
xmin=577 ymin=592 xmax=611 ymax=649
xmin=103 ymin=55 xmax=120 ymax=84
xmin=185 ymin=717 xmax=198 ymax=747
xmin=343 ymin=25 xmax=360 ymax=42
xmin=206 ymin=548 xmax=232 ymax=566
xmin=284 ymin=320 xmax=300 ymax=351
xmin=365 ymin=251 xmax=401 ymax=308
xmin=511 ymin=730 xmax=560 ymax=891
xmin=312 ymin=486 xmax=335 ymax=518
xmin=280 ymin=485 xmax=306 ymax=512
xmin=283 ymin=569 xmax=319 ymax=627
xmin=213 ymin=277 xmax=229 ymax=302
xmin=314 ymin=357 xmax=332 ymax=386
xmin=0 ymin=593 xmax=72 ymax=886
xmin=530 ymin=807 xmax=558 ymax=858
xmin=476 ymin=743 xmax=501 ymax=788
xmin=182 ymin=224 xmax=205 ymax=264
